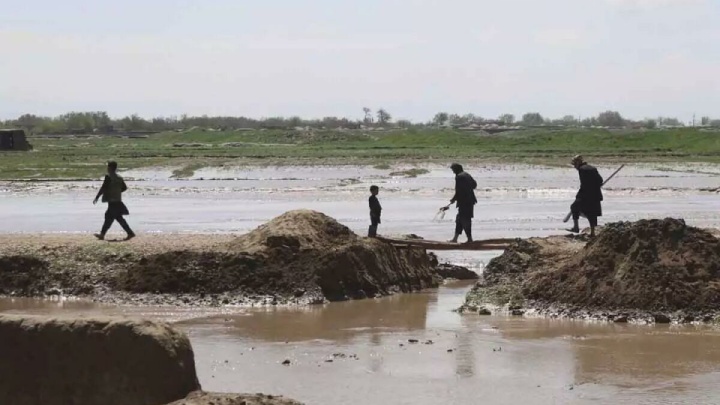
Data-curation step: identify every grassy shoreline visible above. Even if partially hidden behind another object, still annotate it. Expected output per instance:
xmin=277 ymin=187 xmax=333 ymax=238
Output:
xmin=2 ymin=127 xmax=719 ymax=180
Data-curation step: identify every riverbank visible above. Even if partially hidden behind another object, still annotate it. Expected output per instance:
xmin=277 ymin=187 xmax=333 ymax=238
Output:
xmin=0 ymin=210 xmax=441 ymax=307
xmin=2 ymin=127 xmax=720 ymax=179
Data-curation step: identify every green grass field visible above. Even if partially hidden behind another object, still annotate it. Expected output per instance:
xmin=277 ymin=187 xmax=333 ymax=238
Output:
xmin=1 ymin=127 xmax=719 ymax=180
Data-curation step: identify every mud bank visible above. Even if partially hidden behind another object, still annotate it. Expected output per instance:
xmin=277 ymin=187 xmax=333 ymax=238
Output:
xmin=0 ymin=314 xmax=305 ymax=405
xmin=0 ymin=210 xmax=439 ymax=306
xmin=0 ymin=314 xmax=199 ymax=405
xmin=462 ymin=218 xmax=720 ymax=323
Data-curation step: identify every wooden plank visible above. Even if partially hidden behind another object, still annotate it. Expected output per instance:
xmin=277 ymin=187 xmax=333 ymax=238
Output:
xmin=390 ymin=243 xmax=511 ymax=251
xmin=376 ymin=236 xmax=515 ymax=251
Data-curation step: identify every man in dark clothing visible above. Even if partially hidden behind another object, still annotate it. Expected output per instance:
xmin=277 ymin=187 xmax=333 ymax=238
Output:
xmin=368 ymin=185 xmax=382 ymax=237
xmin=448 ymin=163 xmax=477 ymax=243
xmin=93 ymin=161 xmax=135 ymax=241
xmin=567 ymin=155 xmax=603 ymax=237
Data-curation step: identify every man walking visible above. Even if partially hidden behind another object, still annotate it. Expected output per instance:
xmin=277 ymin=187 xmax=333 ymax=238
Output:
xmin=93 ymin=161 xmax=136 ymax=241
xmin=447 ymin=163 xmax=477 ymax=243
xmin=567 ymin=155 xmax=603 ymax=237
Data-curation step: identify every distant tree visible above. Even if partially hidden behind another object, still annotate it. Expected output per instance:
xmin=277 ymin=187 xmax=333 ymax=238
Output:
xmin=701 ymin=116 xmax=711 ymax=126
xmin=396 ymin=119 xmax=412 ymax=128
xmin=376 ymin=109 xmax=391 ymax=124
xmin=658 ymin=117 xmax=683 ymax=127
xmin=118 ymin=114 xmax=149 ymax=131
xmin=710 ymin=119 xmax=720 ymax=127
xmin=448 ymin=114 xmax=464 ymax=125
xmin=61 ymin=112 xmax=96 ymax=133
xmin=37 ymin=119 xmax=66 ymax=134
xmin=433 ymin=112 xmax=449 ymax=126
xmin=499 ymin=114 xmax=515 ymax=125
xmin=596 ymin=111 xmax=625 ymax=127
xmin=560 ymin=115 xmax=577 ymax=126
xmin=645 ymin=119 xmax=658 ymax=129
xmin=521 ymin=112 xmax=544 ymax=126
xmin=15 ymin=114 xmax=44 ymax=132
xmin=92 ymin=111 xmax=111 ymax=128
xmin=362 ymin=107 xmax=372 ymax=124
xmin=462 ymin=113 xmax=477 ymax=124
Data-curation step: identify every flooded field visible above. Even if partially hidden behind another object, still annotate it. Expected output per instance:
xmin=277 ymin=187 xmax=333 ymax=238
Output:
xmin=2 ymin=163 xmax=720 ymax=404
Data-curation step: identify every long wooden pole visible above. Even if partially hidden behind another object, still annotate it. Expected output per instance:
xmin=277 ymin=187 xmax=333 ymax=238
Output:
xmin=563 ymin=164 xmax=625 ymax=223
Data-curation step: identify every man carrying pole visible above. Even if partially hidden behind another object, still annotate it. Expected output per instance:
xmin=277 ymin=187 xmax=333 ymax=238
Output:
xmin=567 ymin=155 xmax=603 ymax=237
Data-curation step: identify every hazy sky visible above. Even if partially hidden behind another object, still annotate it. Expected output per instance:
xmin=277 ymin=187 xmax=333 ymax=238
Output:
xmin=1 ymin=0 xmax=718 ymax=122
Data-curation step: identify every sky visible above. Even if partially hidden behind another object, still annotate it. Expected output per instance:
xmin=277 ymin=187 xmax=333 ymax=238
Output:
xmin=1 ymin=0 xmax=718 ymax=122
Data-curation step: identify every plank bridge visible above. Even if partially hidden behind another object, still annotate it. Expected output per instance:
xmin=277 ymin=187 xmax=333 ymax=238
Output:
xmin=376 ymin=236 xmax=516 ymax=251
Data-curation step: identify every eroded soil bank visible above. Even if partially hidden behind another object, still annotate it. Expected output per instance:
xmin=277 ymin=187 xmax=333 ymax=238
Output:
xmin=462 ymin=218 xmax=720 ymax=323
xmin=0 ymin=210 xmax=441 ymax=306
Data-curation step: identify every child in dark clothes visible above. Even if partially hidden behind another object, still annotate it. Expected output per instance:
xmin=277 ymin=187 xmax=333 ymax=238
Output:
xmin=368 ymin=185 xmax=381 ymax=237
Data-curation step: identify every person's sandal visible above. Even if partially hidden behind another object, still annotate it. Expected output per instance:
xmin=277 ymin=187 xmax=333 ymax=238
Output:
xmin=94 ymin=234 xmax=104 ymax=240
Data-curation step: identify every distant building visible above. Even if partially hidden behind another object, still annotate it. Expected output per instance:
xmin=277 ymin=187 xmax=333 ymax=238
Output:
xmin=0 ymin=129 xmax=33 ymax=151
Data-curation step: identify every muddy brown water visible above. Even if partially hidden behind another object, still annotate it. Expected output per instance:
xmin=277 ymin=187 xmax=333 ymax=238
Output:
xmin=3 ymin=282 xmax=720 ymax=404
xmin=3 ymin=164 xmax=720 ymax=404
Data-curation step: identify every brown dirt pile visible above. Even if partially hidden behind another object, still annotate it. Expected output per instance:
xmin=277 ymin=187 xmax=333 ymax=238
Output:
xmin=0 ymin=210 xmax=438 ymax=304
xmin=466 ymin=218 xmax=720 ymax=318
xmin=123 ymin=210 xmax=438 ymax=301
xmin=0 ymin=314 xmax=199 ymax=405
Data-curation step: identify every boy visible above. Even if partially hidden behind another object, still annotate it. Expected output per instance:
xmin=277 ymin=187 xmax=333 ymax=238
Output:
xmin=368 ymin=185 xmax=382 ymax=237
xmin=93 ymin=161 xmax=136 ymax=241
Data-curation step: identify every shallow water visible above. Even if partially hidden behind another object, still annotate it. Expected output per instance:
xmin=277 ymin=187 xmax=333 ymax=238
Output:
xmin=2 ymin=164 xmax=720 ymax=404
xmin=2 ymin=282 xmax=720 ymax=404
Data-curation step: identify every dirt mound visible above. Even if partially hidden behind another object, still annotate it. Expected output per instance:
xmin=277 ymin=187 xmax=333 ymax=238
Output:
xmin=0 ymin=315 xmax=199 ymax=405
xmin=465 ymin=218 xmax=720 ymax=321
xmin=233 ymin=209 xmax=357 ymax=252
xmin=120 ymin=210 xmax=438 ymax=302
xmin=526 ymin=218 xmax=720 ymax=311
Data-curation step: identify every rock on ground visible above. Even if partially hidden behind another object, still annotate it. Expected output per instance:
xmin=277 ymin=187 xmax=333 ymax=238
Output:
xmin=434 ymin=263 xmax=479 ymax=280
xmin=0 ymin=314 xmax=199 ymax=405
xmin=167 ymin=392 xmax=304 ymax=405
xmin=427 ymin=253 xmax=478 ymax=280
xmin=464 ymin=218 xmax=720 ymax=321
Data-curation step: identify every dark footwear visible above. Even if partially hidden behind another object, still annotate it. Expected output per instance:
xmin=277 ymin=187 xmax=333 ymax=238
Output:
xmin=124 ymin=234 xmax=136 ymax=241
xmin=94 ymin=233 xmax=105 ymax=240
xmin=565 ymin=228 xmax=580 ymax=234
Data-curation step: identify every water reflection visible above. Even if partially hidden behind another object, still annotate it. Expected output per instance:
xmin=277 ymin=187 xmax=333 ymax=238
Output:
xmin=180 ymin=290 xmax=436 ymax=343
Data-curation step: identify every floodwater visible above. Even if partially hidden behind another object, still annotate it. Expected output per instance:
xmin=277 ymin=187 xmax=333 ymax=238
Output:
xmin=2 ymin=163 xmax=720 ymax=404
